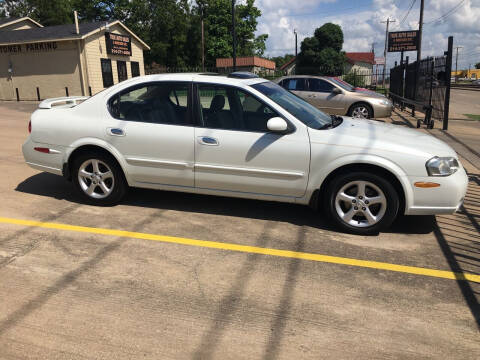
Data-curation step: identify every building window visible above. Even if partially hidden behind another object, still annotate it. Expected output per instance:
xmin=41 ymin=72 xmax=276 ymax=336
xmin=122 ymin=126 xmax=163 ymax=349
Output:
xmin=101 ymin=59 xmax=113 ymax=88
xmin=131 ymin=61 xmax=140 ymax=77
xmin=117 ymin=60 xmax=127 ymax=82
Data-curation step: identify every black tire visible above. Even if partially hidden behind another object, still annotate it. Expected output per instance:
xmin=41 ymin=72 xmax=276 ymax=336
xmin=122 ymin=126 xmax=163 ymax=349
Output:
xmin=72 ymin=151 xmax=127 ymax=205
xmin=324 ymin=172 xmax=399 ymax=235
xmin=348 ymin=102 xmax=373 ymax=119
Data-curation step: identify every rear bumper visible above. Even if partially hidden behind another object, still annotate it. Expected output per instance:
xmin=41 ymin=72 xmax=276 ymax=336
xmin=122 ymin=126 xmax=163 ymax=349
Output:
xmin=22 ymin=137 xmax=65 ymax=176
xmin=405 ymin=167 xmax=469 ymax=215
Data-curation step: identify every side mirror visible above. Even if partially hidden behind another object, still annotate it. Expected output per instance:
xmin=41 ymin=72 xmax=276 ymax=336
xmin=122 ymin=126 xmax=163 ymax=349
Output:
xmin=332 ymin=87 xmax=342 ymax=95
xmin=267 ymin=117 xmax=288 ymax=133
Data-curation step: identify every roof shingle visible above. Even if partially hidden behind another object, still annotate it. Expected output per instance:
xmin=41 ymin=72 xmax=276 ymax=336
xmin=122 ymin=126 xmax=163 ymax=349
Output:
xmin=0 ymin=21 xmax=110 ymax=44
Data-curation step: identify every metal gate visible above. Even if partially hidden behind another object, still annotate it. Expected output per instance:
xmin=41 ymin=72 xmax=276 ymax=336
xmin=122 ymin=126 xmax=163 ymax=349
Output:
xmin=389 ymin=36 xmax=453 ymax=130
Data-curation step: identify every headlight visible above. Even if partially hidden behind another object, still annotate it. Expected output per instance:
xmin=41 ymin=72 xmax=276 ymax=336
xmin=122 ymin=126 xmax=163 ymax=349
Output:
xmin=378 ymin=99 xmax=391 ymax=106
xmin=426 ymin=157 xmax=459 ymax=176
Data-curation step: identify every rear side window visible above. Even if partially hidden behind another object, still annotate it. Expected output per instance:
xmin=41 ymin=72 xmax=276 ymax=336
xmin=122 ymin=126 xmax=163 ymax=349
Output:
xmin=284 ymin=78 xmax=307 ymax=91
xmin=108 ymin=82 xmax=191 ymax=125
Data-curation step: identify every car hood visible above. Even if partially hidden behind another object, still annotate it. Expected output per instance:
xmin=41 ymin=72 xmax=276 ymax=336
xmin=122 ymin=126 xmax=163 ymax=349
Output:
xmin=310 ymin=117 xmax=457 ymax=158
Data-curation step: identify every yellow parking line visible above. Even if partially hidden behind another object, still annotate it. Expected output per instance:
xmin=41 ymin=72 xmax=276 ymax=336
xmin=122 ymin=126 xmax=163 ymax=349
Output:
xmin=0 ymin=216 xmax=479 ymax=283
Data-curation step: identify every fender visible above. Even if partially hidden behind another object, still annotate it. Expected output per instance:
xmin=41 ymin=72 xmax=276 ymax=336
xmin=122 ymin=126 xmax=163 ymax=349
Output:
xmin=303 ymin=153 xmax=414 ymax=211
xmin=65 ymin=137 xmax=133 ymax=185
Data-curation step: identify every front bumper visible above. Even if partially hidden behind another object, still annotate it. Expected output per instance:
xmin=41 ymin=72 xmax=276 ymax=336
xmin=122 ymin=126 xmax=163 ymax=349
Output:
xmin=405 ymin=167 xmax=469 ymax=215
xmin=372 ymin=102 xmax=393 ymax=118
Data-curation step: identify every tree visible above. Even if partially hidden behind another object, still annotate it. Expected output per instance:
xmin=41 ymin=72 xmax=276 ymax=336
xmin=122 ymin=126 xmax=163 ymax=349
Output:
xmin=296 ymin=22 xmax=345 ymax=76
xmin=475 ymin=62 xmax=480 ymax=69
xmin=198 ymin=0 xmax=268 ymax=67
xmin=3 ymin=0 xmax=75 ymax=25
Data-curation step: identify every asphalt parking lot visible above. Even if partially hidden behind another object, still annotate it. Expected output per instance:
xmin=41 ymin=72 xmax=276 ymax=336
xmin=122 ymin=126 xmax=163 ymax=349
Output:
xmin=0 ymin=101 xmax=479 ymax=359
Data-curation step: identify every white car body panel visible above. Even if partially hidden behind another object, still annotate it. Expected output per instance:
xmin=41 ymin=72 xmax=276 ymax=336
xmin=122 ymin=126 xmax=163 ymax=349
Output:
xmin=22 ymin=73 xmax=468 ymax=217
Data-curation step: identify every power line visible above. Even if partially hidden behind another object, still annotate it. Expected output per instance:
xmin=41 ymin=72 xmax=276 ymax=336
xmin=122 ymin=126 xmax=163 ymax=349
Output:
xmin=399 ymin=0 xmax=417 ymax=26
xmin=424 ymin=0 xmax=466 ymax=25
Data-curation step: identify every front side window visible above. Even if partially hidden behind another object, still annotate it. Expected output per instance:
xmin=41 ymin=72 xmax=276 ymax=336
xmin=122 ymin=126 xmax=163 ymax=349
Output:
xmin=309 ymin=78 xmax=334 ymax=93
xmin=251 ymin=81 xmax=331 ymax=129
xmin=108 ymin=82 xmax=190 ymax=125
xmin=101 ymin=59 xmax=113 ymax=88
xmin=197 ymin=84 xmax=278 ymax=132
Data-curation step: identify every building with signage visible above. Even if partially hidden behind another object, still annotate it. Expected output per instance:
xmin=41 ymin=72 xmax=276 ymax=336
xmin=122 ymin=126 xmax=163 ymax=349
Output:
xmin=0 ymin=17 xmax=149 ymax=100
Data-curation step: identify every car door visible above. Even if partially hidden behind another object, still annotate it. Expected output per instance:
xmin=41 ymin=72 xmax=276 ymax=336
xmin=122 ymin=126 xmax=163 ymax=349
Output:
xmin=193 ymin=83 xmax=310 ymax=198
xmin=103 ymin=81 xmax=195 ymax=187
xmin=308 ymin=78 xmax=346 ymax=114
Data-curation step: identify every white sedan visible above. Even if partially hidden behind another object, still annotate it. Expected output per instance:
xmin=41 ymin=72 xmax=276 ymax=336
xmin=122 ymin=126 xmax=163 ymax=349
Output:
xmin=23 ymin=73 xmax=468 ymax=235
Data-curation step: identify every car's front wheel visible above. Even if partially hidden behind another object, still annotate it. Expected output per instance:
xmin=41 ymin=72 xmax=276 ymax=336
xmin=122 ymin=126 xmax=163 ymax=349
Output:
xmin=325 ymin=172 xmax=399 ymax=235
xmin=72 ymin=152 xmax=126 ymax=205
xmin=349 ymin=103 xmax=373 ymax=119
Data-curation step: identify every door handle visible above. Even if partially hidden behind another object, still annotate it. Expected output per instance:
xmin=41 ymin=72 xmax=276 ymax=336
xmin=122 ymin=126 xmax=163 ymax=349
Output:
xmin=108 ymin=128 xmax=125 ymax=136
xmin=198 ymin=136 xmax=219 ymax=146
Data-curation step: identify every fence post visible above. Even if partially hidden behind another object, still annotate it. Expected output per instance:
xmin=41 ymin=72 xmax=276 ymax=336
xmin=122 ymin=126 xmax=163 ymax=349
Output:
xmin=443 ymin=36 xmax=453 ymax=130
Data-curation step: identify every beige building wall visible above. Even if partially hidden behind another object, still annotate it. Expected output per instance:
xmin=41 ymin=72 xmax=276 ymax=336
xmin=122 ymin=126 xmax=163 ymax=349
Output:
xmin=0 ymin=19 xmax=40 ymax=31
xmin=0 ymin=41 xmax=82 ymax=100
xmin=83 ymin=23 xmax=146 ymax=95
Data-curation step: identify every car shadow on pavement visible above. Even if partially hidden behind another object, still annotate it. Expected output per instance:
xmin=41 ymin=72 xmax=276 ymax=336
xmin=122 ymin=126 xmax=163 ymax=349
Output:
xmin=16 ymin=172 xmax=435 ymax=235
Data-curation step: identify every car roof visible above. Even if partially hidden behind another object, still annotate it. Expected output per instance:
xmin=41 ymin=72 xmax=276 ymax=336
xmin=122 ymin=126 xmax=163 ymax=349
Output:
xmin=127 ymin=73 xmax=268 ymax=87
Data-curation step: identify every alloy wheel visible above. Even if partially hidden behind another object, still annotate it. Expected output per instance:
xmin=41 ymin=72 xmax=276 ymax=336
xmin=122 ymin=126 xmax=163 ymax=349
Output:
xmin=352 ymin=106 xmax=370 ymax=118
xmin=78 ymin=159 xmax=115 ymax=199
xmin=334 ymin=180 xmax=387 ymax=228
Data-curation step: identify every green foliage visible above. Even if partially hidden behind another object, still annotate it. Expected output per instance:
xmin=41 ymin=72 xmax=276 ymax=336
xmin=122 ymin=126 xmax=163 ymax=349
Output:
xmin=270 ymin=54 xmax=295 ymax=68
xmin=343 ymin=71 xmax=366 ymax=87
xmin=475 ymin=62 xmax=480 ymax=70
xmin=296 ymin=22 xmax=345 ymax=76
xmin=200 ymin=0 xmax=267 ymax=67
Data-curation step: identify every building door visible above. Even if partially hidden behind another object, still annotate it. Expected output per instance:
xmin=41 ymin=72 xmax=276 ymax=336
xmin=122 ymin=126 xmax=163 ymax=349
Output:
xmin=117 ymin=60 xmax=127 ymax=82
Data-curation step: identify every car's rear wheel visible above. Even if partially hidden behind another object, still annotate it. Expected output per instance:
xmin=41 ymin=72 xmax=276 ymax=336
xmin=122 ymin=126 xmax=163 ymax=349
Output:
xmin=72 ymin=152 xmax=126 ymax=205
xmin=349 ymin=103 xmax=373 ymax=119
xmin=324 ymin=172 xmax=399 ymax=235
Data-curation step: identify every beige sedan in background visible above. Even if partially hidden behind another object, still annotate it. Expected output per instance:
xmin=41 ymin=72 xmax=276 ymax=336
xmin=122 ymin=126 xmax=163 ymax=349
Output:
xmin=276 ymin=75 xmax=393 ymax=119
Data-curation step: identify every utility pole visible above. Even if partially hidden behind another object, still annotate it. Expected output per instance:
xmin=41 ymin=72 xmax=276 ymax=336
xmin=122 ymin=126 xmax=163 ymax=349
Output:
xmin=381 ymin=18 xmax=396 ymax=89
xmin=417 ymin=0 xmax=424 ymax=61
xmin=454 ymin=46 xmax=463 ymax=83
xmin=232 ymin=0 xmax=236 ymax=72
xmin=201 ymin=5 xmax=205 ymax=72
xmin=294 ymin=29 xmax=298 ymax=57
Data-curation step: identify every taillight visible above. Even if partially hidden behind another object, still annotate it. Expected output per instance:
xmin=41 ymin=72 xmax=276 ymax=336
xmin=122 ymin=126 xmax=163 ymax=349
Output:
xmin=34 ymin=147 xmax=50 ymax=153
xmin=28 ymin=120 xmax=31 ymax=133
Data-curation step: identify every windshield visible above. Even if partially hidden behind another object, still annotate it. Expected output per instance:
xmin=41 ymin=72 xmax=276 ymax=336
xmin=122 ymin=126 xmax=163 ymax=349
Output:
xmin=328 ymin=77 xmax=354 ymax=92
xmin=251 ymin=81 xmax=331 ymax=128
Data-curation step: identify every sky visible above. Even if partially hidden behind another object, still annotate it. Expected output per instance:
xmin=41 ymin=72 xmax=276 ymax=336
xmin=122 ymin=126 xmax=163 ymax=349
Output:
xmin=253 ymin=0 xmax=480 ymax=70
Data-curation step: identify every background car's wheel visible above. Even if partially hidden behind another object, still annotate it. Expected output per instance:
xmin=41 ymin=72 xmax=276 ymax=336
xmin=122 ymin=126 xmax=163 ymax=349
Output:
xmin=324 ymin=172 xmax=399 ymax=235
xmin=72 ymin=151 xmax=126 ymax=205
xmin=349 ymin=103 xmax=373 ymax=119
